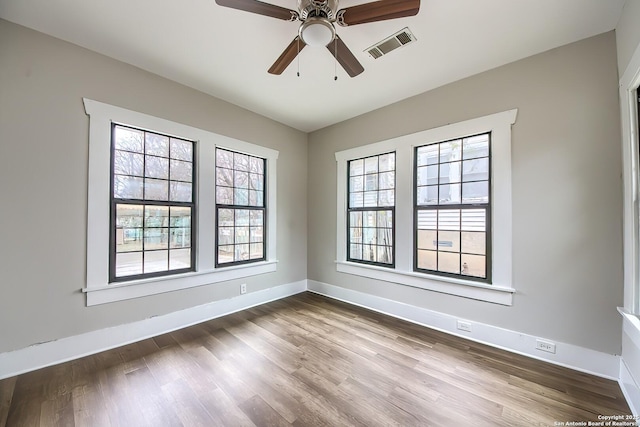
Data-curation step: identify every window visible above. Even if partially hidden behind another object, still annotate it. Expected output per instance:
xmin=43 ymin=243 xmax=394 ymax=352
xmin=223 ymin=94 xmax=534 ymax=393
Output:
xmin=347 ymin=152 xmax=395 ymax=266
xmin=111 ymin=124 xmax=195 ymax=281
xmin=215 ymin=148 xmax=266 ymax=266
xmin=84 ymin=99 xmax=279 ymax=306
xmin=335 ymin=109 xmax=517 ymax=305
xmin=415 ymin=134 xmax=490 ymax=281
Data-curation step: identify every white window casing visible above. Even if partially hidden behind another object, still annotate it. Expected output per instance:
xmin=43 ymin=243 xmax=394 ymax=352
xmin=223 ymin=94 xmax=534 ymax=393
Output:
xmin=335 ymin=109 xmax=517 ymax=305
xmin=83 ymin=98 xmax=279 ymax=306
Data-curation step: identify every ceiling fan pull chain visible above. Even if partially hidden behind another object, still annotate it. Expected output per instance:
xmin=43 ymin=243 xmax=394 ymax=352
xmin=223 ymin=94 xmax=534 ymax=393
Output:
xmin=297 ymin=37 xmax=301 ymax=77
xmin=334 ymin=37 xmax=338 ymax=81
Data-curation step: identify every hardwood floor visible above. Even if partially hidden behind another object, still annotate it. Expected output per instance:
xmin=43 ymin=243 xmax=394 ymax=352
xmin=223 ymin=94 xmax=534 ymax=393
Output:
xmin=0 ymin=292 xmax=632 ymax=426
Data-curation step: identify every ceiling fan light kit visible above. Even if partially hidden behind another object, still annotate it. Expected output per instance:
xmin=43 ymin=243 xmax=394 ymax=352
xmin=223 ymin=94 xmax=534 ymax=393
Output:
xmin=299 ymin=17 xmax=335 ymax=46
xmin=215 ymin=0 xmax=420 ymax=77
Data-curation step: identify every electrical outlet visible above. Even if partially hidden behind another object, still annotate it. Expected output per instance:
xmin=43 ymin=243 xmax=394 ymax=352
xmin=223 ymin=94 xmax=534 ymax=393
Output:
xmin=240 ymin=283 xmax=247 ymax=294
xmin=456 ymin=320 xmax=472 ymax=332
xmin=535 ymin=339 xmax=556 ymax=354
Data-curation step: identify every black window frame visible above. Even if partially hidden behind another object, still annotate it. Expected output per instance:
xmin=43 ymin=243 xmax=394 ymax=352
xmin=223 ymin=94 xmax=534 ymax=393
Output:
xmin=215 ymin=147 xmax=267 ymax=267
xmin=414 ymin=132 xmax=492 ymax=283
xmin=109 ymin=123 xmax=197 ymax=283
xmin=346 ymin=152 xmax=396 ymax=268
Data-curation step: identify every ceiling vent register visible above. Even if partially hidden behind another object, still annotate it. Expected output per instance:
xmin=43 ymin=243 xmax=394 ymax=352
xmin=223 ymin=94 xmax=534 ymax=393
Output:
xmin=366 ymin=27 xmax=416 ymax=59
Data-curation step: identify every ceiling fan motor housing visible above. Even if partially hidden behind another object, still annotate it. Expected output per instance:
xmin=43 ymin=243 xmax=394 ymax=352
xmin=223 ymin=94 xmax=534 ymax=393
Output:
xmin=298 ymin=0 xmax=338 ymax=20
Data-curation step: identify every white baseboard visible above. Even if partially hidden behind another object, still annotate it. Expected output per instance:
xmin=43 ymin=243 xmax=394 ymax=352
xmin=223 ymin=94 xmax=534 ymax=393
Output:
xmin=307 ymin=280 xmax=620 ymax=380
xmin=620 ymin=359 xmax=640 ymax=416
xmin=0 ymin=280 xmax=306 ymax=380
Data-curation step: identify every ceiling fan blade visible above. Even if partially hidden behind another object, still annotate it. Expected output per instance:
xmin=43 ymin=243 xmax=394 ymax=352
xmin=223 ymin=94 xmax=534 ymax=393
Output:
xmin=327 ymin=36 xmax=364 ymax=78
xmin=336 ymin=0 xmax=420 ymax=26
xmin=268 ymin=37 xmax=306 ymax=75
xmin=215 ymin=0 xmax=297 ymax=21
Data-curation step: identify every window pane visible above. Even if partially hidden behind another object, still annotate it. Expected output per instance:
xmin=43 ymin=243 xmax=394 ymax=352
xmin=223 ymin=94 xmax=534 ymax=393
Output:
xmin=114 ymin=151 xmax=144 ymax=176
xmin=440 ymin=140 xmax=461 ymax=163
xmin=144 ymin=206 xmax=169 ymax=227
xmin=350 ymin=211 xmax=362 ymax=227
xmin=378 ymin=190 xmax=394 ymax=207
xmin=438 ymin=252 xmax=460 ymax=274
xmin=144 ymin=228 xmax=168 ymax=250
xmin=463 ymin=134 xmax=489 ymax=160
xmin=216 ymin=187 xmax=233 ymax=205
xmin=234 ymin=171 xmax=249 ymax=188
xmin=249 ymin=190 xmax=263 ymax=206
xmin=379 ymin=171 xmax=394 ymax=190
xmin=145 ymin=178 xmax=168 ymax=200
xmin=114 ymin=126 xmax=143 ymax=153
xmin=349 ymin=192 xmax=364 ymax=208
xmin=218 ymin=245 xmax=234 ymax=264
xmin=116 ymin=204 xmax=143 ymax=228
xmin=170 ymin=206 xmax=191 ymax=227
xmin=218 ymin=208 xmax=234 ymax=225
xmin=235 ymin=244 xmax=250 ymax=261
xmin=438 ymin=209 xmax=460 ymax=230
xmin=364 ymin=157 xmax=378 ymax=174
xmin=417 ymin=250 xmax=436 ymax=270
xmin=437 ymin=230 xmax=460 ymax=253
xmin=417 ymin=186 xmax=438 ymax=205
xmin=377 ymin=228 xmax=392 ymax=246
xmin=417 ymin=230 xmax=437 ymax=250
xmin=377 ymin=210 xmax=392 ymax=227
xmin=116 ymin=228 xmax=142 ymax=252
xmin=114 ymin=175 xmax=143 ymax=199
xmin=217 ymin=168 xmax=233 ymax=186
xmin=249 ymin=173 xmax=264 ymax=190
xmin=170 ymin=228 xmax=191 ymax=248
xmin=462 ymin=181 xmax=489 ymax=203
xmin=462 ymin=158 xmax=489 ymax=182
xmin=439 ymin=184 xmax=461 ymax=204
xmin=250 ymin=210 xmax=264 ymax=226
xmin=377 ymin=246 xmax=392 ymax=264
xmin=440 ymin=161 xmax=461 ymax=184
xmin=349 ymin=159 xmax=364 ymax=176
xmin=379 ymin=153 xmax=395 ymax=172
xmin=417 ymin=144 xmax=438 ymax=166
xmin=461 ymin=231 xmax=486 ymax=255
xmin=235 ymin=209 xmax=250 ymax=225
xmin=350 ymin=176 xmax=363 ymax=192
xmin=250 ymin=243 xmax=264 ymax=259
xmin=145 ymin=155 xmax=169 ymax=179
xmin=350 ymin=244 xmax=363 ymax=259
xmin=234 ymin=153 xmax=249 ymax=171
xmin=250 ymin=227 xmax=263 ymax=243
xmin=170 ymin=138 xmax=193 ymax=161
xmin=363 ymin=192 xmax=378 ymax=207
xmin=364 ymin=175 xmax=378 ymax=191
xmin=145 ymin=133 xmax=169 ymax=157
xmin=216 ymin=149 xmax=233 ymax=169
xmin=235 ymin=227 xmax=249 ymax=244
xmin=116 ymin=252 xmax=143 ymax=276
xmin=218 ymin=227 xmax=234 ymax=245
xmin=461 ymin=254 xmax=486 ymax=278
xmin=169 ymin=248 xmax=191 ymax=270
xmin=417 ymin=210 xmax=437 ymax=230
xmin=170 ymin=160 xmax=193 ymax=182
xmin=170 ymin=182 xmax=192 ymax=202
xmin=461 ymin=209 xmax=486 ymax=231
xmin=250 ymin=157 xmax=264 ymax=174
xmin=145 ymin=250 xmax=168 ymax=273
xmin=234 ymin=188 xmax=249 ymax=205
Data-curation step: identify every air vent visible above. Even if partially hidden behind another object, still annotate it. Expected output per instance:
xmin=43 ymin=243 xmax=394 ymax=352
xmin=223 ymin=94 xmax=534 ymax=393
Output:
xmin=365 ymin=27 xmax=416 ymax=59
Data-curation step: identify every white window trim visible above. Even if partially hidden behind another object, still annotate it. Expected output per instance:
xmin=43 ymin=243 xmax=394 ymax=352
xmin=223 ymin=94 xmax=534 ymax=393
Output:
xmin=83 ymin=98 xmax=279 ymax=306
xmin=335 ymin=109 xmax=517 ymax=305
xmin=620 ymin=44 xmax=640 ymax=316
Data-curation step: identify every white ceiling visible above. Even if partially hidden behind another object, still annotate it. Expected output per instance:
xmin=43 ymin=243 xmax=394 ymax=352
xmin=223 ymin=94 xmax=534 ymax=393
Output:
xmin=0 ymin=0 xmax=626 ymax=132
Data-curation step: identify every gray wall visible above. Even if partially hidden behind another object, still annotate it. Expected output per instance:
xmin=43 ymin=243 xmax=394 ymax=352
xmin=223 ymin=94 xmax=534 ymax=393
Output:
xmin=0 ymin=19 xmax=308 ymax=354
xmin=307 ymin=32 xmax=623 ymax=354
xmin=617 ymin=0 xmax=640 ymax=76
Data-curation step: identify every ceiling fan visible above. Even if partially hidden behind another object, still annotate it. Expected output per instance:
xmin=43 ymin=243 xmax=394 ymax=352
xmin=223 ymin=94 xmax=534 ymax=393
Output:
xmin=215 ymin=0 xmax=420 ymax=77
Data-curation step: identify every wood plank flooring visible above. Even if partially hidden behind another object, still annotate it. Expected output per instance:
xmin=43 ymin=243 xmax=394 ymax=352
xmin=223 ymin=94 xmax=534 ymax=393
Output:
xmin=0 ymin=292 xmax=632 ymax=426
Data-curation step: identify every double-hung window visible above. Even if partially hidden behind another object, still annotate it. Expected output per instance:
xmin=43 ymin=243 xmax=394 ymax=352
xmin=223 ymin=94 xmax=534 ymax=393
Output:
xmin=110 ymin=124 xmax=195 ymax=281
xmin=335 ymin=110 xmax=516 ymax=305
xmin=215 ymin=148 xmax=266 ymax=266
xmin=84 ymin=99 xmax=279 ymax=306
xmin=347 ymin=153 xmax=395 ymax=266
xmin=415 ymin=134 xmax=490 ymax=281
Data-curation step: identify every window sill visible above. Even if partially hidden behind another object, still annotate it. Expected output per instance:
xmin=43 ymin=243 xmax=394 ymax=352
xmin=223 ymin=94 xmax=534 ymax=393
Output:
xmin=83 ymin=260 xmax=278 ymax=306
xmin=336 ymin=261 xmax=514 ymax=305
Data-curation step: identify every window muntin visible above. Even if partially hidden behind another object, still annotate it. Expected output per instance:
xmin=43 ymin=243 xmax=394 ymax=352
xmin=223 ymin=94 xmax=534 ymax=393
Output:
xmin=347 ymin=152 xmax=395 ymax=266
xmin=415 ymin=133 xmax=491 ymax=281
xmin=215 ymin=148 xmax=266 ymax=266
xmin=110 ymin=124 xmax=195 ymax=281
